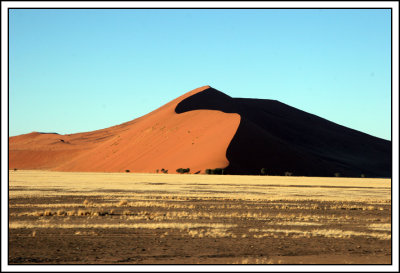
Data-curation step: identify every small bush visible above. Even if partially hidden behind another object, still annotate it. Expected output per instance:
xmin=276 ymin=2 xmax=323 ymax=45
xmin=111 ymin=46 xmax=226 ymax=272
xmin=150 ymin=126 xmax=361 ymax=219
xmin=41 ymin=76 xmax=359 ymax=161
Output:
xmin=334 ymin=172 xmax=341 ymax=177
xmin=284 ymin=171 xmax=293 ymax=176
xmin=260 ymin=168 xmax=267 ymax=175
xmin=361 ymin=174 xmax=365 ymax=178
xmin=156 ymin=169 xmax=159 ymax=173
xmin=205 ymin=168 xmax=224 ymax=175
xmin=161 ymin=168 xmax=168 ymax=174
xmin=125 ymin=169 xmax=130 ymax=173
xmin=177 ymin=168 xmax=190 ymax=174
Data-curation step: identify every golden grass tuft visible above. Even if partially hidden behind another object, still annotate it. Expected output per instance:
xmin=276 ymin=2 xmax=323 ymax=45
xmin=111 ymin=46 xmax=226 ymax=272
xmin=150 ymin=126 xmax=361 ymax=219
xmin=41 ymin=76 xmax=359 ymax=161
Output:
xmin=74 ymin=230 xmax=98 ymax=236
xmin=67 ymin=210 xmax=77 ymax=216
xmin=34 ymin=211 xmax=44 ymax=217
xmin=57 ymin=210 xmax=66 ymax=216
xmin=43 ymin=210 xmax=52 ymax=216
xmin=118 ymin=200 xmax=128 ymax=207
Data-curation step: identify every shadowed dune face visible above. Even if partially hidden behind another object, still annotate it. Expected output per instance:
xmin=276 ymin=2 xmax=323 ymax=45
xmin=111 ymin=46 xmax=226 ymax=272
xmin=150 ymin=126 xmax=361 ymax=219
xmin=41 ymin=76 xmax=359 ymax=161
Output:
xmin=175 ymin=88 xmax=391 ymax=177
xmin=9 ymin=86 xmax=240 ymax=174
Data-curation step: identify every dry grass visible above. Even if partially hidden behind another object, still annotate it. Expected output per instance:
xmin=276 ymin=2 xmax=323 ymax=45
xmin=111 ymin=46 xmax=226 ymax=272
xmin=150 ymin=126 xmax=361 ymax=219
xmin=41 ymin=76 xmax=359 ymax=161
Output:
xmin=8 ymin=170 xmax=391 ymax=265
xmin=187 ymin=228 xmax=236 ymax=238
xmin=248 ymin=228 xmax=391 ymax=240
xmin=9 ymin=221 xmax=236 ymax=231
xmin=233 ymin=257 xmax=283 ymax=264
xmin=9 ymin=200 xmax=388 ymax=214
xmin=368 ymin=223 xmax=391 ymax=231
xmin=9 ymin=170 xmax=390 ymax=202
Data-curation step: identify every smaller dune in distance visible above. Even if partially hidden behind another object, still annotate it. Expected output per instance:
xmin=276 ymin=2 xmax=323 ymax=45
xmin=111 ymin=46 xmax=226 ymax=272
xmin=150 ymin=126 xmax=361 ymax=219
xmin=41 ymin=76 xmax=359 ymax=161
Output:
xmin=9 ymin=85 xmax=391 ymax=177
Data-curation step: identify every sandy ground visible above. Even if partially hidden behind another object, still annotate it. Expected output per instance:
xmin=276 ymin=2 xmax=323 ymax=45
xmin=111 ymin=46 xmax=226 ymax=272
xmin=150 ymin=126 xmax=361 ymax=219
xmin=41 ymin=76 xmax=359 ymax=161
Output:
xmin=8 ymin=171 xmax=391 ymax=265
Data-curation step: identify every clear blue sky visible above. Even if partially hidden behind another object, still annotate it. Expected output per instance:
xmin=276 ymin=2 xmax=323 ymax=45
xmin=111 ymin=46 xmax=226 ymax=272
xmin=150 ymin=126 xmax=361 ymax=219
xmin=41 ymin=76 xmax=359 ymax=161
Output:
xmin=9 ymin=9 xmax=391 ymax=140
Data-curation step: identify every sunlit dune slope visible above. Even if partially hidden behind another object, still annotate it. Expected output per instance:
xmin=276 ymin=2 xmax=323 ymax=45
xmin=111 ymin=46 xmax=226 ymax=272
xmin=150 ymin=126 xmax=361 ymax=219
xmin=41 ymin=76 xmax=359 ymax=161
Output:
xmin=9 ymin=86 xmax=240 ymax=173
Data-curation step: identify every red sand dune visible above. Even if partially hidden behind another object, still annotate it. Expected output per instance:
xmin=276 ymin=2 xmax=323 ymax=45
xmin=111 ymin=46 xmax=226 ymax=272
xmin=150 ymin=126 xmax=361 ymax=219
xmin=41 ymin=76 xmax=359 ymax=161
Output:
xmin=9 ymin=86 xmax=240 ymax=174
xmin=9 ymin=85 xmax=391 ymax=177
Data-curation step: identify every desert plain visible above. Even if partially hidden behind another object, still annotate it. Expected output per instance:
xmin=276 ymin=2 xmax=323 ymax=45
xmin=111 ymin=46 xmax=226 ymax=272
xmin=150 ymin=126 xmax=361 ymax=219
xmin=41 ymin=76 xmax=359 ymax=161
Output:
xmin=8 ymin=170 xmax=391 ymax=264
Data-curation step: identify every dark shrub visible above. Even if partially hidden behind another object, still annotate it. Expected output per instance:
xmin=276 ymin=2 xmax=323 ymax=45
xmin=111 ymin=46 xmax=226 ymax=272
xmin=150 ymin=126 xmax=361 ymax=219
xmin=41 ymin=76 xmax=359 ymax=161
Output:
xmin=261 ymin=168 xmax=267 ymax=175
xmin=205 ymin=168 xmax=225 ymax=175
xmin=177 ymin=168 xmax=190 ymax=174
xmin=125 ymin=170 xmax=130 ymax=173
